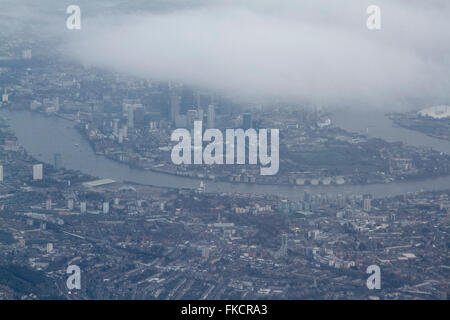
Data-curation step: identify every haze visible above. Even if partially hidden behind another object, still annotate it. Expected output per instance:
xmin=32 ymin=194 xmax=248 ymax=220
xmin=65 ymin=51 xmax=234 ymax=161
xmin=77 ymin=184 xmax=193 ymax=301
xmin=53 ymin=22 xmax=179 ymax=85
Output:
xmin=5 ymin=0 xmax=450 ymax=110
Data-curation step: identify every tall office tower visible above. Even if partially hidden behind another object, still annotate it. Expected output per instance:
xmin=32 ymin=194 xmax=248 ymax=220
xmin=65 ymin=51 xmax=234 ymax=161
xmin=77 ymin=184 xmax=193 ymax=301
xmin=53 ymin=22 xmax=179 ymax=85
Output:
xmin=122 ymin=101 xmax=130 ymax=116
xmin=46 ymin=243 xmax=53 ymax=253
xmin=207 ymin=104 xmax=215 ymax=129
xmin=122 ymin=125 xmax=128 ymax=138
xmin=102 ymin=202 xmax=110 ymax=214
xmin=54 ymin=153 xmax=62 ymax=170
xmin=127 ymin=105 xmax=134 ymax=128
xmin=54 ymin=97 xmax=60 ymax=111
xmin=242 ymin=113 xmax=252 ymax=130
xmin=170 ymin=94 xmax=181 ymax=124
xmin=67 ymin=199 xmax=74 ymax=210
xmin=363 ymin=194 xmax=372 ymax=212
xmin=197 ymin=109 xmax=203 ymax=123
xmin=187 ymin=109 xmax=198 ymax=129
xmin=33 ymin=164 xmax=43 ymax=180
xmin=196 ymin=92 xmax=212 ymax=109
xmin=112 ymin=119 xmax=119 ymax=135
xmin=0 ymin=165 xmax=3 ymax=182
xmin=80 ymin=201 xmax=87 ymax=214
xmin=45 ymin=198 xmax=52 ymax=210
xmin=118 ymin=129 xmax=124 ymax=144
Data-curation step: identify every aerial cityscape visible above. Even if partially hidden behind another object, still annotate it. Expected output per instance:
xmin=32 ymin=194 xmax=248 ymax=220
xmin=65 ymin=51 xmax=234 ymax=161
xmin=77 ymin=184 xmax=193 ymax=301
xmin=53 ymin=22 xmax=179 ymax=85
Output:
xmin=0 ymin=0 xmax=449 ymax=302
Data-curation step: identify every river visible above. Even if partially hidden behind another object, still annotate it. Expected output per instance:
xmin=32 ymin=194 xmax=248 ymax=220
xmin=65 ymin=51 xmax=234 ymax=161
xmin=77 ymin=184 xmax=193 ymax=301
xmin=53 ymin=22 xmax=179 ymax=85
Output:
xmin=1 ymin=109 xmax=450 ymax=199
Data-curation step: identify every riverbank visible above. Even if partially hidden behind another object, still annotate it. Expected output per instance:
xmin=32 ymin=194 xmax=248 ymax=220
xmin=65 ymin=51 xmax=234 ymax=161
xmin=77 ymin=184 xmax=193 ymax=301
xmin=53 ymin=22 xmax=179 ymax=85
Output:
xmin=388 ymin=113 xmax=450 ymax=142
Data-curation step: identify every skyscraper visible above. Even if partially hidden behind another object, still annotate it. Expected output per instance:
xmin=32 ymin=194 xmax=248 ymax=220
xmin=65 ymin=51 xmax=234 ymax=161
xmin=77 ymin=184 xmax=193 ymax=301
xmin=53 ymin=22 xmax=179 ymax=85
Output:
xmin=122 ymin=125 xmax=128 ymax=138
xmin=118 ymin=128 xmax=124 ymax=144
xmin=80 ymin=201 xmax=87 ymax=214
xmin=243 ymin=113 xmax=252 ymax=130
xmin=187 ymin=109 xmax=198 ymax=129
xmin=170 ymin=94 xmax=181 ymax=124
xmin=67 ymin=199 xmax=74 ymax=210
xmin=207 ymin=104 xmax=215 ymax=129
xmin=0 ymin=165 xmax=3 ymax=182
xmin=103 ymin=202 xmax=110 ymax=214
xmin=46 ymin=198 xmax=52 ymax=210
xmin=363 ymin=194 xmax=372 ymax=212
xmin=127 ymin=106 xmax=134 ymax=128
xmin=33 ymin=164 xmax=43 ymax=180
xmin=112 ymin=119 xmax=119 ymax=136
xmin=54 ymin=153 xmax=62 ymax=170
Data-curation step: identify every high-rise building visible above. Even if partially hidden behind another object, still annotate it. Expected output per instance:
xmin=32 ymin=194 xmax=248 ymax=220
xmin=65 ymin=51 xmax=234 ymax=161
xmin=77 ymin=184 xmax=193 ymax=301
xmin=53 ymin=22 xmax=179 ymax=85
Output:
xmin=187 ymin=109 xmax=198 ymax=129
xmin=118 ymin=128 xmax=124 ymax=144
xmin=67 ymin=199 xmax=74 ymax=210
xmin=363 ymin=194 xmax=372 ymax=212
xmin=80 ymin=201 xmax=87 ymax=214
xmin=196 ymin=92 xmax=212 ymax=109
xmin=33 ymin=164 xmax=43 ymax=180
xmin=45 ymin=198 xmax=52 ymax=210
xmin=207 ymin=104 xmax=215 ymax=129
xmin=53 ymin=97 xmax=59 ymax=111
xmin=0 ymin=165 xmax=3 ymax=182
xmin=112 ymin=119 xmax=119 ymax=136
xmin=54 ymin=153 xmax=62 ymax=170
xmin=46 ymin=243 xmax=53 ymax=253
xmin=170 ymin=94 xmax=181 ymax=124
xmin=127 ymin=106 xmax=134 ymax=128
xmin=102 ymin=202 xmax=110 ymax=214
xmin=243 ymin=113 xmax=252 ymax=130
xmin=122 ymin=125 xmax=128 ymax=138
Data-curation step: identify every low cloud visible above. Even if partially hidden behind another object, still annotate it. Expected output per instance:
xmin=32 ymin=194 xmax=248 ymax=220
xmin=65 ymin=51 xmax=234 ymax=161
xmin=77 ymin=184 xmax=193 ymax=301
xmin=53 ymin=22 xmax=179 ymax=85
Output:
xmin=61 ymin=0 xmax=450 ymax=109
